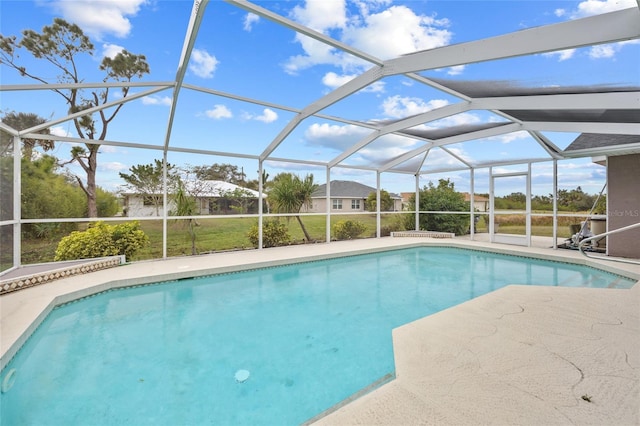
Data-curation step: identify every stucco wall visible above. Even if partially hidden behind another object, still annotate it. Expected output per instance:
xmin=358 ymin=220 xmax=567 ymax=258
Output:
xmin=607 ymin=154 xmax=640 ymax=258
xmin=305 ymin=198 xmax=403 ymax=213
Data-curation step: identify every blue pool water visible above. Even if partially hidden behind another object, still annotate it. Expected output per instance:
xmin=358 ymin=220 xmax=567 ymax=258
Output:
xmin=1 ymin=247 xmax=635 ymax=425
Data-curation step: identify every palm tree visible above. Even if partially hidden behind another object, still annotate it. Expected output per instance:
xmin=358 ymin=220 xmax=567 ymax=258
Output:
xmin=1 ymin=111 xmax=55 ymax=159
xmin=268 ymin=173 xmax=317 ymax=242
xmin=172 ymin=180 xmax=199 ymax=255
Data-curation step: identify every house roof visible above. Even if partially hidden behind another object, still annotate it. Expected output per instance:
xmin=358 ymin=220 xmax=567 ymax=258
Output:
xmin=123 ymin=180 xmax=264 ymax=198
xmin=564 ymin=133 xmax=640 ymax=156
xmin=185 ymin=180 xmax=264 ymax=198
xmin=312 ymin=180 xmax=401 ymax=199
xmin=462 ymin=193 xmax=490 ymax=202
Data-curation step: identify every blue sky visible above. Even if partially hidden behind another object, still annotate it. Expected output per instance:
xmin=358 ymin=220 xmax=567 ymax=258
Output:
xmin=1 ymin=0 xmax=638 ymax=197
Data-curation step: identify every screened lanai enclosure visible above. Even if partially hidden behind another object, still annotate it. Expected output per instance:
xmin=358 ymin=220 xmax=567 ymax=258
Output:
xmin=1 ymin=0 xmax=639 ymax=273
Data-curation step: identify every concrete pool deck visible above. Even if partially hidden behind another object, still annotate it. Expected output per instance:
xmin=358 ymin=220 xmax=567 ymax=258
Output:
xmin=1 ymin=237 xmax=639 ymax=424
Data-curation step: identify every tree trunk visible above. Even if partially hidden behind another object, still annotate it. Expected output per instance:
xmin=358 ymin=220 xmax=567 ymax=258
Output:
xmin=296 ymin=215 xmax=312 ymax=242
xmin=86 ymin=145 xmax=99 ymax=218
xmin=189 ymin=219 xmax=197 ymax=255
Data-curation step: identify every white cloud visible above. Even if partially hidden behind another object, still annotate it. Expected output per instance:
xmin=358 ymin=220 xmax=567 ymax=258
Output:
xmin=284 ymin=2 xmax=452 ymax=74
xmin=447 ymin=65 xmax=465 ymax=76
xmin=352 ymin=0 xmax=393 ymax=17
xmin=542 ymin=48 xmax=576 ymax=61
xmin=589 ymin=44 xmax=616 ymax=59
xmin=284 ymin=36 xmax=345 ymax=75
xmin=303 ymin=122 xmax=423 ymax=166
xmin=342 ymin=6 xmax=452 ymax=60
xmin=489 ymin=130 xmax=530 ymax=144
xmin=418 ymin=112 xmax=482 ymax=130
xmin=362 ymin=81 xmax=386 ymax=93
xmin=422 ymin=146 xmax=472 ymax=167
xmin=569 ymin=0 xmax=636 ymax=19
xmin=243 ymin=13 xmax=259 ymax=31
xmin=50 ymin=0 xmax=148 ymax=39
xmin=291 ymin=0 xmax=347 ymax=31
xmin=100 ymin=161 xmax=128 ymax=172
xmin=142 ymin=95 xmax=172 ymax=106
xmin=554 ymin=8 xmax=566 ymax=17
xmin=102 ymin=43 xmax=124 ymax=59
xmin=49 ymin=126 xmax=73 ymax=138
xmin=205 ymin=105 xmax=232 ymax=119
xmin=243 ymin=108 xmax=279 ymax=123
xmin=304 ymin=123 xmax=370 ymax=151
xmin=588 ymin=40 xmax=639 ymax=58
xmin=189 ymin=49 xmax=219 ymax=79
xmin=357 ymin=133 xmax=421 ymax=164
xmin=99 ymin=145 xmax=119 ymax=153
xmin=322 ymin=72 xmax=356 ymax=89
xmin=321 ymin=72 xmax=386 ymax=93
xmin=256 ymin=109 xmax=278 ymax=123
xmin=381 ymin=95 xmax=449 ymax=119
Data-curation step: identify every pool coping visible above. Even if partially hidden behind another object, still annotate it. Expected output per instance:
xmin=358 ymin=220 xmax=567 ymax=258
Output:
xmin=1 ymin=237 xmax=639 ymax=423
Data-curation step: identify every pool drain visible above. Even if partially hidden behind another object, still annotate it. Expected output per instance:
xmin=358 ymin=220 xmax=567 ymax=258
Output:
xmin=235 ymin=369 xmax=250 ymax=383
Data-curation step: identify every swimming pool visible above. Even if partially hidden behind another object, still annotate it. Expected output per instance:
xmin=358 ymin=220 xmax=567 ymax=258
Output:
xmin=0 ymin=247 xmax=635 ymax=425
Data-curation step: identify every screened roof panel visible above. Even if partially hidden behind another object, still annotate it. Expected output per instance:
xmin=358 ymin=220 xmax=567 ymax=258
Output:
xmin=444 ymin=131 xmax=554 ymax=167
xmin=0 ymin=1 xmax=638 ymax=192
xmin=319 ymin=74 xmax=463 ymax=123
xmin=427 ymin=78 xmax=640 ymax=98
xmin=184 ymin=2 xmax=359 ymax=109
xmin=168 ymin=90 xmax=296 ymax=155
xmin=338 ymin=134 xmax=426 ymax=168
xmin=267 ymin=117 xmax=371 ymax=164
xmin=399 ymin=122 xmax=512 ymax=141
xmin=502 ymin=109 xmax=640 ymax=123
xmin=417 ymin=146 xmax=470 ymax=173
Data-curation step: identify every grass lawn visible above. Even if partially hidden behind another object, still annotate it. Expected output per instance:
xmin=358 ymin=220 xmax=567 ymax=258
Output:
xmin=15 ymin=212 xmax=575 ymax=267
xmin=17 ymin=214 xmax=405 ymax=265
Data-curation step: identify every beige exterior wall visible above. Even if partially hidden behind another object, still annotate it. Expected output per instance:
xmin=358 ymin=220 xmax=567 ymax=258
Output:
xmin=607 ymin=154 xmax=640 ymax=258
xmin=306 ymin=198 xmax=367 ymax=213
xmin=305 ymin=198 xmax=403 ymax=213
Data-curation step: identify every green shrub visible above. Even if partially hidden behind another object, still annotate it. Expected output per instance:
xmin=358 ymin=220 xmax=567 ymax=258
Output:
xmin=247 ymin=218 xmax=291 ymax=248
xmin=54 ymin=221 xmax=149 ymax=261
xmin=333 ymin=220 xmax=367 ymax=240
xmin=380 ymin=215 xmax=407 ymax=237
xmin=404 ymin=179 xmax=469 ymax=235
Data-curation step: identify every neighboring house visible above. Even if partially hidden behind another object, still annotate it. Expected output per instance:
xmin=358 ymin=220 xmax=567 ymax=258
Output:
xmin=462 ymin=193 xmax=490 ymax=212
xmin=304 ymin=180 xmax=403 ymax=213
xmin=122 ymin=180 xmax=265 ymax=217
xmin=400 ymin=192 xmax=413 ymax=211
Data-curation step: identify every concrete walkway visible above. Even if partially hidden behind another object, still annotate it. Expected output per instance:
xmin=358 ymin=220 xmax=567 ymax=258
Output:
xmin=1 ymin=237 xmax=639 ymax=425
